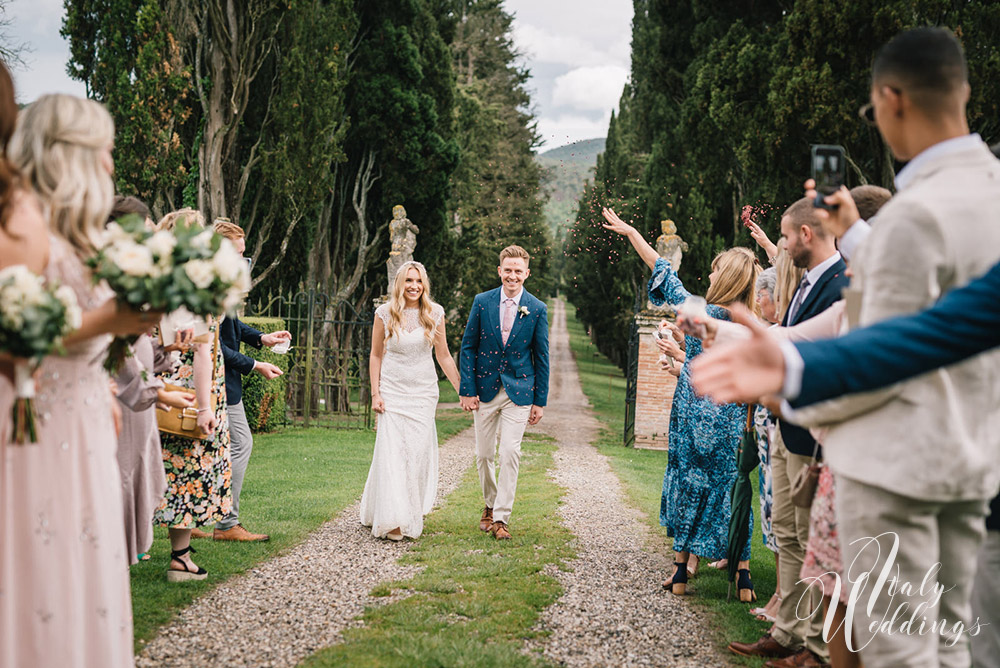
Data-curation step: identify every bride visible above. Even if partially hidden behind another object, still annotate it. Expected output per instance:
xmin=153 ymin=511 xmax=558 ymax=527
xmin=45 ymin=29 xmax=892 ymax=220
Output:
xmin=360 ymin=261 xmax=461 ymax=540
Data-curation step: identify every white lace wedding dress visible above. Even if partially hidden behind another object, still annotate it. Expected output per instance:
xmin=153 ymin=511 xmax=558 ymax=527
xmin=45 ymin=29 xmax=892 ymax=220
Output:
xmin=359 ymin=303 xmax=444 ymax=538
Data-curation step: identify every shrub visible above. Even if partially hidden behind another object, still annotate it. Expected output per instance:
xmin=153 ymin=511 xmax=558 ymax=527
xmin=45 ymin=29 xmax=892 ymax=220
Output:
xmin=240 ymin=316 xmax=289 ymax=432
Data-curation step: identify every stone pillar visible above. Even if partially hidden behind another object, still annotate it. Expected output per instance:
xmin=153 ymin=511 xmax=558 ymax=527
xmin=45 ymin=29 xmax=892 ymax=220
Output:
xmin=633 ymin=310 xmax=678 ymax=450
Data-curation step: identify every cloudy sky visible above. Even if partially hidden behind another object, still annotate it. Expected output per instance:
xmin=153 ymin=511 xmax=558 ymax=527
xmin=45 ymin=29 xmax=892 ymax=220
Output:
xmin=4 ymin=0 xmax=632 ymax=150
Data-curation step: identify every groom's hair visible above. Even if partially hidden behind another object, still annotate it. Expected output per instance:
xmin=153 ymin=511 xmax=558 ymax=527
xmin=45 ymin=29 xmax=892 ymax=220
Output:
xmin=499 ymin=245 xmax=530 ymax=265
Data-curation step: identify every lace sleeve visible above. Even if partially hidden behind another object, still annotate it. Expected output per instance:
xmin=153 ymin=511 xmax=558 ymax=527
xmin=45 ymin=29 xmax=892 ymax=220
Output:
xmin=375 ymin=303 xmax=390 ymax=328
xmin=647 ymin=257 xmax=692 ymax=307
xmin=432 ymin=303 xmax=446 ymax=327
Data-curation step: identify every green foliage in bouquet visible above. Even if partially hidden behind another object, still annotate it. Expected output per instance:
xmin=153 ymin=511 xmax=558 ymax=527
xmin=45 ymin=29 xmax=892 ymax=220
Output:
xmin=0 ymin=267 xmax=81 ymax=360
xmin=90 ymin=215 xmax=250 ymax=316
xmin=241 ymin=317 xmax=289 ymax=432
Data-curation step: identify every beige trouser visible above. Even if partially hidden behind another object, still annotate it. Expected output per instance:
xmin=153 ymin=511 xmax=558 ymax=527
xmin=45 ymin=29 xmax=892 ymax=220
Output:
xmin=836 ymin=474 xmax=988 ymax=668
xmin=474 ymin=389 xmax=531 ymax=525
xmin=771 ymin=426 xmax=828 ymax=660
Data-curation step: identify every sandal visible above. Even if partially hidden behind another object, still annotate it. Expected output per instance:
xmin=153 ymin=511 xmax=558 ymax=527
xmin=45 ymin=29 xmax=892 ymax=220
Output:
xmin=167 ymin=546 xmax=208 ymax=582
xmin=661 ymin=561 xmax=688 ymax=596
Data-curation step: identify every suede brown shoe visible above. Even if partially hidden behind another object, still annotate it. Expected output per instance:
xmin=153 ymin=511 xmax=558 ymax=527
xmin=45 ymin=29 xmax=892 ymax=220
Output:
xmin=728 ymin=634 xmax=796 ymax=659
xmin=765 ymin=649 xmax=830 ymax=668
xmin=190 ymin=528 xmax=213 ymax=539
xmin=490 ymin=521 xmax=511 ymax=540
xmin=479 ymin=506 xmax=493 ymax=532
xmin=213 ymin=524 xmax=270 ymax=542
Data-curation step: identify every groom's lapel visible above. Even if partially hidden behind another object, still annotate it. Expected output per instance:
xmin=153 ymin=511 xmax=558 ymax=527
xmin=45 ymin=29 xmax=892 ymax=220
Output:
xmin=485 ymin=288 xmax=504 ymax=349
xmin=504 ymin=291 xmax=533 ymax=348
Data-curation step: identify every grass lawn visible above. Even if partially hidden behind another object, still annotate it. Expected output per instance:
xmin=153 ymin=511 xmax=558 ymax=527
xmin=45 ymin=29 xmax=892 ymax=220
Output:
xmin=562 ymin=300 xmax=775 ymax=667
xmin=303 ymin=431 xmax=573 ymax=668
xmin=131 ymin=407 xmax=474 ymax=651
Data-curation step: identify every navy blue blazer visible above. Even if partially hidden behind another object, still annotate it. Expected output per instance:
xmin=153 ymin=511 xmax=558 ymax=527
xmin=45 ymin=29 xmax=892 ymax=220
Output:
xmin=778 ymin=257 xmax=849 ymax=457
xmin=220 ymin=315 xmax=263 ymax=406
xmin=459 ymin=288 xmax=550 ymax=407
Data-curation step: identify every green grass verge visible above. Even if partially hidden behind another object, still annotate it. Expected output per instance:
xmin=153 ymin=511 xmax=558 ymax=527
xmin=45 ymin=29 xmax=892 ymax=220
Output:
xmin=302 ymin=431 xmax=572 ymax=668
xmin=438 ymin=377 xmax=460 ymax=404
xmin=563 ymin=300 xmax=775 ymax=667
xmin=132 ymin=406 xmax=474 ymax=652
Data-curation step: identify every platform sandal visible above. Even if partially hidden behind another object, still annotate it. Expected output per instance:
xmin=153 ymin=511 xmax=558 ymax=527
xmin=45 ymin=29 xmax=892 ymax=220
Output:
xmin=661 ymin=561 xmax=688 ymax=595
xmin=167 ymin=546 xmax=208 ymax=583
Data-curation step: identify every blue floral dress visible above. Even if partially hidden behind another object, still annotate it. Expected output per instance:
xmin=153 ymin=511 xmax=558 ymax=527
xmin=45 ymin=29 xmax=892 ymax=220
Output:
xmin=649 ymin=258 xmax=752 ymax=561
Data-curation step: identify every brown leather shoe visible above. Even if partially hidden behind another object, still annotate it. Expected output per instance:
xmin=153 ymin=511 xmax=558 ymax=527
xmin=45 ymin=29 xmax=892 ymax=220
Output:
xmin=490 ymin=521 xmax=511 ymax=540
xmin=190 ymin=528 xmax=212 ymax=539
xmin=765 ymin=649 xmax=830 ymax=668
xmin=479 ymin=506 xmax=493 ymax=532
xmin=728 ymin=634 xmax=796 ymax=659
xmin=213 ymin=524 xmax=270 ymax=542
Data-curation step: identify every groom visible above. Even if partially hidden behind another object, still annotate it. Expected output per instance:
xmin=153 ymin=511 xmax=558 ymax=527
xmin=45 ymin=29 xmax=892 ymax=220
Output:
xmin=459 ymin=245 xmax=549 ymax=540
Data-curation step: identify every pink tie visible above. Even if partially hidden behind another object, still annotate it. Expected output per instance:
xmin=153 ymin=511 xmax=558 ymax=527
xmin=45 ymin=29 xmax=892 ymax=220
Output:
xmin=501 ymin=298 xmax=515 ymax=345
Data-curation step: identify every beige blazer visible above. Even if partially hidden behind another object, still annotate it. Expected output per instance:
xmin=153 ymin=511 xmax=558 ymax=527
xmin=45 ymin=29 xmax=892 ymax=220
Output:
xmin=789 ymin=140 xmax=1000 ymax=502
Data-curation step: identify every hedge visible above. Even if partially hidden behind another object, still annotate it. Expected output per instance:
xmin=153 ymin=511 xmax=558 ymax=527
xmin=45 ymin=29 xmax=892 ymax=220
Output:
xmin=240 ymin=316 xmax=289 ymax=432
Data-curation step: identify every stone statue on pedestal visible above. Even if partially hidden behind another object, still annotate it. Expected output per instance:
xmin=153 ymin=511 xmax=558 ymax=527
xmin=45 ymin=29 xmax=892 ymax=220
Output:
xmin=655 ymin=219 xmax=688 ymax=274
xmin=646 ymin=219 xmax=689 ymax=314
xmin=386 ymin=205 xmax=419 ymax=289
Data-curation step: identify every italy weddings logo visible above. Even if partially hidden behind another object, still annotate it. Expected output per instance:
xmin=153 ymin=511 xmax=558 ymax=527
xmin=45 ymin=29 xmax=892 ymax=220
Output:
xmin=794 ymin=531 xmax=986 ymax=651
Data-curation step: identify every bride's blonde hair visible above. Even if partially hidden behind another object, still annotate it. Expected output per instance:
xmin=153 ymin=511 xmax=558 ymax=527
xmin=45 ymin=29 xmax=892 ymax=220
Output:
xmin=9 ymin=94 xmax=116 ymax=256
xmin=386 ymin=261 xmax=438 ymax=344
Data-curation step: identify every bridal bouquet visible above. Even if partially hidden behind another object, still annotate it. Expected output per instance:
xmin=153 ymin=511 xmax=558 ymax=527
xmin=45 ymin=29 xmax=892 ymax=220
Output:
xmin=0 ymin=265 xmax=82 ymax=443
xmin=89 ymin=216 xmax=251 ymax=371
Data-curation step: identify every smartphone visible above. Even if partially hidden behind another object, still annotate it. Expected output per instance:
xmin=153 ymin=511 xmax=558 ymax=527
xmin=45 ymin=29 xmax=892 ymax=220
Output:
xmin=811 ymin=144 xmax=846 ymax=210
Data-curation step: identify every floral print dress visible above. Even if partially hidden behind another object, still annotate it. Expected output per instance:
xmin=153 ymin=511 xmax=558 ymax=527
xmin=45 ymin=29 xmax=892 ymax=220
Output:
xmin=153 ymin=321 xmax=232 ymax=528
xmin=648 ymin=258 xmax=752 ymax=561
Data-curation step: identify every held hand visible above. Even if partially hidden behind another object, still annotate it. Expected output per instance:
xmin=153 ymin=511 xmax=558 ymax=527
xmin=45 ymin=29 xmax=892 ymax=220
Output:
xmin=197 ymin=409 xmax=217 ymax=437
xmin=110 ymin=303 xmax=163 ymax=337
xmin=655 ymin=334 xmax=684 ymax=361
xmin=600 ymin=207 xmax=636 ymax=237
xmin=689 ymin=304 xmax=786 ymax=404
xmin=804 ymin=179 xmax=860 ymax=240
xmin=372 ymin=394 xmax=385 ymax=414
xmin=163 ymin=328 xmax=194 ymax=353
xmin=528 ymin=405 xmax=544 ymax=425
xmin=262 ymin=331 xmax=292 ymax=347
xmin=255 ymin=362 xmax=283 ymax=379
xmin=157 ymin=389 xmax=197 ymax=410
xmin=459 ymin=395 xmax=480 ymax=412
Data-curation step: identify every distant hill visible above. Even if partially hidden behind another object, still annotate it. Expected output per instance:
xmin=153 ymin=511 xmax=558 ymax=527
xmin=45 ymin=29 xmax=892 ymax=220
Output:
xmin=536 ymin=137 xmax=605 ymax=237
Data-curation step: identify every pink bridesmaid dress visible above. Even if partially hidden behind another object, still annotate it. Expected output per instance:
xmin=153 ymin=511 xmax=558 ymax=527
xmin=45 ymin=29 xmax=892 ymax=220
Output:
xmin=0 ymin=235 xmax=134 ymax=667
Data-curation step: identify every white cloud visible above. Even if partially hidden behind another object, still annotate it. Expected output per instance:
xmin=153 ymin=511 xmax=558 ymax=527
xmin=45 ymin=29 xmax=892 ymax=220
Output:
xmin=513 ymin=23 xmax=626 ymax=69
xmin=11 ymin=51 xmax=86 ymax=104
xmin=551 ymin=65 xmax=628 ymax=113
xmin=536 ymin=111 xmax=612 ymax=150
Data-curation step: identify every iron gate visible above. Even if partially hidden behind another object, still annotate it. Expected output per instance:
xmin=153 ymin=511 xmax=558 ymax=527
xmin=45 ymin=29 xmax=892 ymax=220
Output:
xmin=248 ymin=289 xmax=372 ymax=429
xmin=623 ymin=315 xmax=639 ymax=447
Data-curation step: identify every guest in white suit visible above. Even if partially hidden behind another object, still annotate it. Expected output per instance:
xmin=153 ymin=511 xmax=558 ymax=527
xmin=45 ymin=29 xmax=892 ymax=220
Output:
xmin=777 ymin=28 xmax=1000 ymax=668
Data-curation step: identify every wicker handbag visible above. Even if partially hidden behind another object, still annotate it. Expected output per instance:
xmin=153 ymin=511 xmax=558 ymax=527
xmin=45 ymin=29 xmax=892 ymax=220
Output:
xmin=156 ymin=330 xmax=218 ymax=440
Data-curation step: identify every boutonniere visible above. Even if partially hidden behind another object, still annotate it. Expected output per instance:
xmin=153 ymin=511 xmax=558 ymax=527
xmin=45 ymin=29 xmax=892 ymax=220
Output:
xmin=518 ymin=305 xmax=530 ymax=318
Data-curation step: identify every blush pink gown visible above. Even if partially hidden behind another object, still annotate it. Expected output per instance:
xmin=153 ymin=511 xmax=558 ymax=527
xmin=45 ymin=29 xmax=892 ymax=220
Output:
xmin=0 ymin=235 xmax=134 ymax=667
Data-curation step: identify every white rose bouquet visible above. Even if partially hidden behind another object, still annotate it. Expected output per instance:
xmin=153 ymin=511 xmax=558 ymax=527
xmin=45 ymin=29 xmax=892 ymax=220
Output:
xmin=88 ymin=216 xmax=251 ymax=371
xmin=0 ymin=265 xmax=82 ymax=443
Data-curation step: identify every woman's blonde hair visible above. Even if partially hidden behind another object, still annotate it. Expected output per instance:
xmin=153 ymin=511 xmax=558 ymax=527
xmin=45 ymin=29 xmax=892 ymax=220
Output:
xmin=157 ymin=207 xmax=205 ymax=231
xmin=773 ymin=238 xmax=805 ymax=323
xmin=705 ymin=246 xmax=761 ymax=316
xmin=386 ymin=261 xmax=438 ymax=344
xmin=8 ymin=94 xmax=115 ymax=256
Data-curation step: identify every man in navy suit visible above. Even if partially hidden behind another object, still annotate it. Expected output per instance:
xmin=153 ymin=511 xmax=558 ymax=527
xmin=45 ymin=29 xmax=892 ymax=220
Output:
xmin=729 ymin=198 xmax=848 ymax=666
xmin=459 ymin=245 xmax=549 ymax=541
xmin=211 ymin=220 xmax=290 ymax=542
